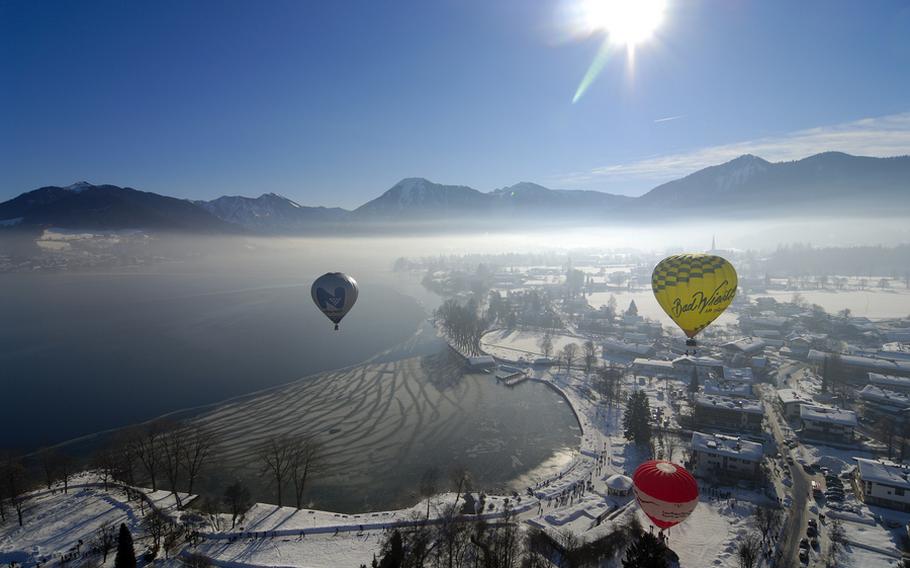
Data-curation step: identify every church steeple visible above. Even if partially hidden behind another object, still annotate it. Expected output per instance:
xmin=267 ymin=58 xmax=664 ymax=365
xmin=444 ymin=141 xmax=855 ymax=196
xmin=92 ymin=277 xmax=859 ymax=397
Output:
xmin=710 ymin=234 xmax=716 ymax=252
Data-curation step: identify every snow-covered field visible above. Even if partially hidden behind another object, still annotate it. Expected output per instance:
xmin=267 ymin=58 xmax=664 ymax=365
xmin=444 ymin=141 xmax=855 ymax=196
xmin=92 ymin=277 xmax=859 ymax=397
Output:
xmin=0 ymin=474 xmax=188 ymax=568
xmin=481 ymin=329 xmax=586 ymax=362
xmin=760 ymin=287 xmax=910 ymax=320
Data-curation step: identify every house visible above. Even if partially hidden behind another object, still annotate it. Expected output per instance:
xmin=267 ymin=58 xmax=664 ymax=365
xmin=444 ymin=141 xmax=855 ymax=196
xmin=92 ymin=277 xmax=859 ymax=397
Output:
xmin=605 ymin=474 xmax=634 ymax=496
xmin=721 ymin=337 xmax=767 ymax=357
xmin=722 ymin=367 xmax=755 ymax=384
xmin=703 ymin=379 xmax=753 ymax=399
xmin=799 ymin=405 xmax=857 ymax=442
xmin=853 ymin=458 xmax=910 ymax=511
xmin=694 ymin=395 xmax=764 ymax=432
xmin=777 ymin=388 xmax=809 ymax=419
xmin=690 ymin=431 xmax=764 ymax=480
xmin=602 ymin=338 xmax=653 ymax=357
xmin=631 ymin=358 xmax=677 ymax=379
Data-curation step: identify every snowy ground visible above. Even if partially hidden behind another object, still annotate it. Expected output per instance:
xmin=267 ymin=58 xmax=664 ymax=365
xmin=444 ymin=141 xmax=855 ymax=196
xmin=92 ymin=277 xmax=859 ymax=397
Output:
xmin=0 ymin=473 xmax=189 ymax=568
xmin=480 ymin=328 xmax=586 ymax=362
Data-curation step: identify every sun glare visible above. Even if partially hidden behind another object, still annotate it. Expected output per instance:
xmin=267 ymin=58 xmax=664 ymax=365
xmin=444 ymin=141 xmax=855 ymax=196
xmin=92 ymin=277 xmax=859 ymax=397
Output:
xmin=581 ymin=0 xmax=666 ymax=47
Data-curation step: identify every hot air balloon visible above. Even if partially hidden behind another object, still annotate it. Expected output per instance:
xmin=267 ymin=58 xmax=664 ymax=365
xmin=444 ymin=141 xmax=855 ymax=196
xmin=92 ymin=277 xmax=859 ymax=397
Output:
xmin=652 ymin=253 xmax=737 ymax=348
xmin=311 ymin=272 xmax=358 ymax=330
xmin=632 ymin=460 xmax=698 ymax=530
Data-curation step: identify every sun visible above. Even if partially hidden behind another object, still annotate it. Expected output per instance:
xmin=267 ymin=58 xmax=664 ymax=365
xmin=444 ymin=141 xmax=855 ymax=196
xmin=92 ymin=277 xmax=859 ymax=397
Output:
xmin=580 ymin=0 xmax=666 ymax=48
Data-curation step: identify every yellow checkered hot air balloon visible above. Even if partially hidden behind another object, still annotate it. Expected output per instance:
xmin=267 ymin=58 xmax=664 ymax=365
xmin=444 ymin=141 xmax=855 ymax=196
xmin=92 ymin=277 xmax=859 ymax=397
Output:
xmin=652 ymin=254 xmax=737 ymax=345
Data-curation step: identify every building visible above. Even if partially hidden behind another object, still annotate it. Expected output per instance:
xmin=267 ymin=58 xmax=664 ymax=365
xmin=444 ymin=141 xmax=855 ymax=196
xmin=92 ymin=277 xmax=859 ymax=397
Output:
xmin=602 ymin=338 xmax=653 ymax=357
xmin=868 ymin=372 xmax=910 ymax=394
xmin=605 ymin=474 xmax=634 ymax=496
xmin=722 ymin=367 xmax=755 ymax=384
xmin=631 ymin=358 xmax=677 ymax=379
xmin=777 ymin=388 xmax=809 ymax=419
xmin=694 ymin=395 xmax=764 ymax=432
xmin=853 ymin=458 xmax=910 ymax=512
xmin=466 ymin=355 xmax=495 ymax=370
xmin=721 ymin=337 xmax=767 ymax=357
xmin=630 ymin=356 xmax=723 ymax=381
xmin=799 ymin=405 xmax=857 ymax=442
xmin=690 ymin=431 xmax=764 ymax=480
xmin=858 ymin=385 xmax=910 ymax=415
xmin=809 ymin=350 xmax=910 ymax=378
xmin=703 ymin=379 xmax=753 ymax=399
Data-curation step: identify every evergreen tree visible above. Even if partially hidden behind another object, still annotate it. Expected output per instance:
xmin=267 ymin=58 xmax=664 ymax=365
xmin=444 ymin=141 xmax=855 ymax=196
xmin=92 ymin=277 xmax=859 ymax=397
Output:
xmin=378 ymin=530 xmax=403 ymax=568
xmin=114 ymin=523 xmax=137 ymax=568
xmin=622 ymin=531 xmax=666 ymax=568
xmin=623 ymin=391 xmax=652 ymax=447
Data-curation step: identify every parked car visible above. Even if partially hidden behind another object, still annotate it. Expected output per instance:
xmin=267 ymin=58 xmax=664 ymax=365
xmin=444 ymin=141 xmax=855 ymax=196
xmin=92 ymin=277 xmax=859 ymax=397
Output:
xmin=807 ymin=525 xmax=817 ymax=537
xmin=799 ymin=538 xmax=809 ymax=549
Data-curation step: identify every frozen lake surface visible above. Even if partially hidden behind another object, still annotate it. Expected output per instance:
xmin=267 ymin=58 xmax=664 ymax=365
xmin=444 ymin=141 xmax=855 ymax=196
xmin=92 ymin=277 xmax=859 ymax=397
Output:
xmin=190 ymin=327 xmax=581 ymax=512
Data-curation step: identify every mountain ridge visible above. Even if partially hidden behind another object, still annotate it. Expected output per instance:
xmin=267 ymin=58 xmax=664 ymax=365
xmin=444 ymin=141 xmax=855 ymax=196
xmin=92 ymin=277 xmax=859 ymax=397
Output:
xmin=3 ymin=151 xmax=910 ymax=232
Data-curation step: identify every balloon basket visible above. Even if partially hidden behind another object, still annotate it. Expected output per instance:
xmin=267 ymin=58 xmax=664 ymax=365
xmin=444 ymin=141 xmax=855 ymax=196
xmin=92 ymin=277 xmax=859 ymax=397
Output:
xmin=334 ymin=324 xmax=339 ymax=331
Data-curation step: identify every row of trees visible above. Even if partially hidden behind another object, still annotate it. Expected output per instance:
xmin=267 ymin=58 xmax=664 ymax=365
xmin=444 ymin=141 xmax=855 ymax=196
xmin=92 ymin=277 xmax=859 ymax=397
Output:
xmin=365 ymin=512 xmax=672 ymax=568
xmin=436 ymin=299 xmax=486 ymax=356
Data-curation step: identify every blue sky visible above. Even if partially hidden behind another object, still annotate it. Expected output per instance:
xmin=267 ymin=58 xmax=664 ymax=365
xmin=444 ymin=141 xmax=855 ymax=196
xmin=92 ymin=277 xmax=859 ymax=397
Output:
xmin=2 ymin=0 xmax=909 ymax=207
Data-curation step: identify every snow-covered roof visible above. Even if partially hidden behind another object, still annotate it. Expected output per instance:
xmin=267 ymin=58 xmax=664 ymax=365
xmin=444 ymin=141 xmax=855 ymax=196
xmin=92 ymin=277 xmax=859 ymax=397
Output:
xmin=632 ymin=358 xmax=675 ymax=370
xmin=467 ymin=356 xmax=495 ymax=367
xmin=673 ymin=355 xmax=724 ymax=367
xmin=809 ymin=351 xmax=910 ymax=374
xmin=602 ymin=338 xmax=652 ymax=356
xmin=721 ymin=337 xmax=766 ymax=354
xmin=777 ymin=388 xmax=808 ymax=405
xmin=606 ymin=474 xmax=634 ymax=491
xmin=695 ymin=394 xmax=763 ymax=414
xmin=858 ymin=385 xmax=910 ymax=409
xmin=854 ymin=458 xmax=910 ymax=490
xmin=691 ymin=431 xmax=763 ymax=461
xmin=800 ymin=405 xmax=857 ymax=427
xmin=722 ymin=367 xmax=755 ymax=382
xmin=868 ymin=372 xmax=910 ymax=390
xmin=703 ymin=379 xmax=753 ymax=398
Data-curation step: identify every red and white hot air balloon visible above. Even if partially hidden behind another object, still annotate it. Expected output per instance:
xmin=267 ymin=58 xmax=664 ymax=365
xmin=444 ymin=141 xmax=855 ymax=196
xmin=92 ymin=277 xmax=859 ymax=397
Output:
xmin=632 ymin=460 xmax=699 ymax=530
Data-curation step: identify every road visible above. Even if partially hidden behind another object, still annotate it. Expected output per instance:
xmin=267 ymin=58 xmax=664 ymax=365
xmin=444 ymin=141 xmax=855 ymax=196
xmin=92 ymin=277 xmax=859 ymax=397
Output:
xmin=762 ymin=383 xmax=812 ymax=567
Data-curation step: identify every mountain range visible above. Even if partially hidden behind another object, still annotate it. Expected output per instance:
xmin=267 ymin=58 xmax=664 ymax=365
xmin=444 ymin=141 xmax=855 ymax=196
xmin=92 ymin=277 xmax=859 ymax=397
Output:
xmin=2 ymin=152 xmax=909 ymax=234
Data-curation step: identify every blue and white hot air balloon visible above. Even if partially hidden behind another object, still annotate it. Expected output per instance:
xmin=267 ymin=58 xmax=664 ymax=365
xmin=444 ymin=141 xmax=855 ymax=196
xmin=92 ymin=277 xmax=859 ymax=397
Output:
xmin=311 ymin=272 xmax=359 ymax=330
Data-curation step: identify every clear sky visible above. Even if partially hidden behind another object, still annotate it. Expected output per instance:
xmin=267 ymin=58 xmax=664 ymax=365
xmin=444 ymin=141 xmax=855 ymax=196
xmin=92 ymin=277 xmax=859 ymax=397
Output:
xmin=3 ymin=0 xmax=910 ymax=207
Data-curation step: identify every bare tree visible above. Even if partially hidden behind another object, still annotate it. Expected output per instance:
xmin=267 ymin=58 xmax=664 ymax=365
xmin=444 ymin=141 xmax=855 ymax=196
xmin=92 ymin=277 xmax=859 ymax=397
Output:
xmin=260 ymin=436 xmax=295 ymax=507
xmin=223 ymin=481 xmax=252 ymax=529
xmin=128 ymin=423 xmax=164 ymax=491
xmin=736 ymin=533 xmax=761 ymax=568
xmin=561 ymin=343 xmax=578 ymax=373
xmin=94 ymin=522 xmax=117 ymax=563
xmin=159 ymin=426 xmax=185 ymax=507
xmin=1 ymin=453 xmax=32 ymax=526
xmin=449 ymin=466 xmax=473 ymax=515
xmin=142 ymin=509 xmax=169 ymax=549
xmin=36 ymin=447 xmax=61 ymax=491
xmin=538 ymin=332 xmax=554 ymax=360
xmin=180 ymin=427 xmax=218 ymax=495
xmin=419 ymin=467 xmax=440 ymax=520
xmin=289 ymin=435 xmax=324 ymax=509
xmin=583 ymin=339 xmax=597 ymax=375
xmin=92 ymin=446 xmax=119 ymax=489
xmin=754 ymin=505 xmax=783 ymax=545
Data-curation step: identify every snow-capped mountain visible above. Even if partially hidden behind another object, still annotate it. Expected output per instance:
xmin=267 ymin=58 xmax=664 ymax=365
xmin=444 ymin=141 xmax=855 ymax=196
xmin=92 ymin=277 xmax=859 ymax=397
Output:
xmin=198 ymin=193 xmax=349 ymax=232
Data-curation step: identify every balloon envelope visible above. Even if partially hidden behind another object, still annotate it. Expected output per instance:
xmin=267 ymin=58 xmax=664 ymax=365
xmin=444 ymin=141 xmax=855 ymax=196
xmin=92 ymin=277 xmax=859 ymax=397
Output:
xmin=311 ymin=272 xmax=359 ymax=329
xmin=633 ymin=460 xmax=699 ymax=529
xmin=652 ymin=254 xmax=737 ymax=338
